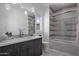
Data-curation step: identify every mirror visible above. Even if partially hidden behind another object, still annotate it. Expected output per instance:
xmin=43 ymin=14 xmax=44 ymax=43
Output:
xmin=0 ymin=3 xmax=35 ymax=38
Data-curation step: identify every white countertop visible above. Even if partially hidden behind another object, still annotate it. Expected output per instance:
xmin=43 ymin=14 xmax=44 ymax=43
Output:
xmin=0 ymin=36 xmax=42 ymax=47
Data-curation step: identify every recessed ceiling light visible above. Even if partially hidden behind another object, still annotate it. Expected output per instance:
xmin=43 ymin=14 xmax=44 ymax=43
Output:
xmin=12 ymin=3 xmax=17 ymax=4
xmin=21 ymin=6 xmax=24 ymax=9
xmin=61 ymin=3 xmax=64 ymax=5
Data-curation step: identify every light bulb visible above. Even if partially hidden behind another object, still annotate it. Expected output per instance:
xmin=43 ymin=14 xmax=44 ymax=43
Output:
xmin=24 ymin=11 xmax=27 ymax=15
xmin=31 ymin=7 xmax=35 ymax=12
xmin=5 ymin=4 xmax=11 ymax=11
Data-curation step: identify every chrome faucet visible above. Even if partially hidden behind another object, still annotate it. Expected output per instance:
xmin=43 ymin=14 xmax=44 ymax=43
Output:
xmin=19 ymin=28 xmax=23 ymax=37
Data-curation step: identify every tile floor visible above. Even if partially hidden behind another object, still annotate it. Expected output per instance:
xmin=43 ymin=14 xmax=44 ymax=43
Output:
xmin=42 ymin=49 xmax=72 ymax=56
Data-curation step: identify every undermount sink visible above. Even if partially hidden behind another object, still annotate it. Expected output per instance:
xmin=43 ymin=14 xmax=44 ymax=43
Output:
xmin=0 ymin=34 xmax=41 ymax=43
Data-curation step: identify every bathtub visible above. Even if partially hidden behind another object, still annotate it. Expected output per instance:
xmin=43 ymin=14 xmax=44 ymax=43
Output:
xmin=49 ymin=39 xmax=79 ymax=56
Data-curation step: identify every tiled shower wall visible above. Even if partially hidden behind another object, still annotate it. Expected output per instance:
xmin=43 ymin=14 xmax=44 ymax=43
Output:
xmin=49 ymin=5 xmax=77 ymax=41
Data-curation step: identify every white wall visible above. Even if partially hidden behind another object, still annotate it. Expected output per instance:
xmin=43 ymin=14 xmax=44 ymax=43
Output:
xmin=43 ymin=6 xmax=49 ymax=42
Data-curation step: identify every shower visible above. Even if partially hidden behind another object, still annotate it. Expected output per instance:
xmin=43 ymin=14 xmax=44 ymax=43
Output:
xmin=49 ymin=3 xmax=79 ymax=55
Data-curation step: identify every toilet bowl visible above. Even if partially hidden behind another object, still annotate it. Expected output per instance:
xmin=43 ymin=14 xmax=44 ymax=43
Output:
xmin=42 ymin=42 xmax=49 ymax=52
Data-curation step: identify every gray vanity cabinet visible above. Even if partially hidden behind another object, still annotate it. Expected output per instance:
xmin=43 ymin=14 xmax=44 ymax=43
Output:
xmin=34 ymin=39 xmax=42 ymax=55
xmin=0 ymin=44 xmax=15 ymax=56
xmin=0 ymin=38 xmax=42 ymax=56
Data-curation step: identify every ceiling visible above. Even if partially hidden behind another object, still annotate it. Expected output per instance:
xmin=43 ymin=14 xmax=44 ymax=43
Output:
xmin=50 ymin=3 xmax=77 ymax=12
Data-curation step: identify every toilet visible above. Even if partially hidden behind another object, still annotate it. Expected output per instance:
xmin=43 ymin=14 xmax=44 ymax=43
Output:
xmin=42 ymin=42 xmax=49 ymax=53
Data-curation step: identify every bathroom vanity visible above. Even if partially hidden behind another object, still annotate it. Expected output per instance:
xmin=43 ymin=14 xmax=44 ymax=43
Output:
xmin=0 ymin=36 xmax=42 ymax=56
